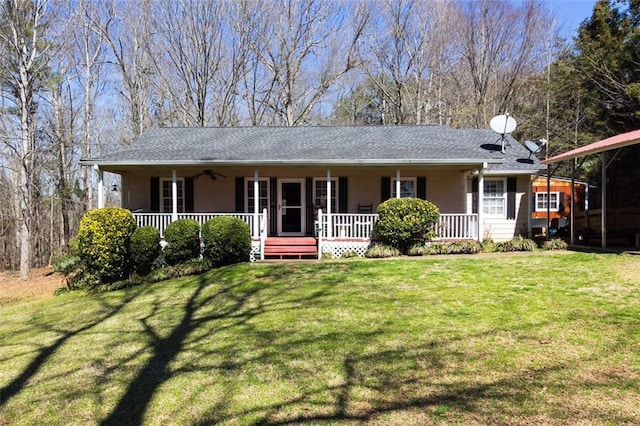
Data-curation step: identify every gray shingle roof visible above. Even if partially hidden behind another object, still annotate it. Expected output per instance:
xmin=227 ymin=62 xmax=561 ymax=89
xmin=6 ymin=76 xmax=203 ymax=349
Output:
xmin=82 ymin=125 xmax=543 ymax=173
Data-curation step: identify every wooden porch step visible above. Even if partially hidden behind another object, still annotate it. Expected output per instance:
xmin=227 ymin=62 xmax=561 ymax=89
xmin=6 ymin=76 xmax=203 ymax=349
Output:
xmin=265 ymin=237 xmax=317 ymax=246
xmin=263 ymin=237 xmax=318 ymax=259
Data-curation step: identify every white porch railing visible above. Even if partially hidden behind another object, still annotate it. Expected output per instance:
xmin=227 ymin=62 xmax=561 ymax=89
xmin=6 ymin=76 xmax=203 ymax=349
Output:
xmin=133 ymin=212 xmax=266 ymax=239
xmin=317 ymin=212 xmax=378 ymax=239
xmin=316 ymin=212 xmax=478 ymax=241
xmin=434 ymin=213 xmax=478 ymax=241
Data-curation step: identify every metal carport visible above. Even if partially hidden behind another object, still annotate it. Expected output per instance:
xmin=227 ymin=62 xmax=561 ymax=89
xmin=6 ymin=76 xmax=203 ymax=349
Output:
xmin=542 ymin=129 xmax=640 ymax=248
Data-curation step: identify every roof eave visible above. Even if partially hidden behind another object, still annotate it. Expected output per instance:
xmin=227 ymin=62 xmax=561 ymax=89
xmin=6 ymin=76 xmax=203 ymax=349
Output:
xmin=80 ymin=158 xmax=505 ymax=168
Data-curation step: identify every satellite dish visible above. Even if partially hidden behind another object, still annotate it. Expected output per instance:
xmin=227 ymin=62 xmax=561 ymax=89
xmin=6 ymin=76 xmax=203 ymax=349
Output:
xmin=524 ymin=140 xmax=541 ymax=154
xmin=490 ymin=114 xmax=517 ymax=135
xmin=489 ymin=113 xmax=517 ymax=153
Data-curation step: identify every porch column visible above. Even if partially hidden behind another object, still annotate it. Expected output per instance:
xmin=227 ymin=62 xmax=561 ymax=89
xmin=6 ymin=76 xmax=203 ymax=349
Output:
xmin=95 ymin=165 xmax=104 ymax=209
xmin=396 ymin=170 xmax=401 ymax=198
xmin=254 ymin=170 xmax=259 ymax=238
xmin=326 ymin=169 xmax=332 ymax=238
xmin=477 ymin=163 xmax=486 ymax=242
xmin=171 ymin=169 xmax=178 ymax=222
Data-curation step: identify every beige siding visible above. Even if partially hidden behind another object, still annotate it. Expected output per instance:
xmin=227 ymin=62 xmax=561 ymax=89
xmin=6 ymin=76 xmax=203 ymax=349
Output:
xmin=465 ymin=175 xmax=531 ymax=241
xmin=122 ymin=166 xmax=475 ymax=214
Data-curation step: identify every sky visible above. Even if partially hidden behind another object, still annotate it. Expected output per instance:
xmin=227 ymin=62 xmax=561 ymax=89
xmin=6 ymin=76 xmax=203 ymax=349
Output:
xmin=545 ymin=0 xmax=598 ymax=39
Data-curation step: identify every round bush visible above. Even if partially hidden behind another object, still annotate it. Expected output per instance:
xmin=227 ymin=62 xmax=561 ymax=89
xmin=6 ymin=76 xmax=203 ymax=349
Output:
xmin=374 ymin=198 xmax=440 ymax=253
xmin=76 ymin=207 xmax=137 ymax=284
xmin=163 ymin=219 xmax=201 ymax=265
xmin=201 ymin=216 xmax=251 ymax=265
xmin=130 ymin=226 xmax=161 ymax=274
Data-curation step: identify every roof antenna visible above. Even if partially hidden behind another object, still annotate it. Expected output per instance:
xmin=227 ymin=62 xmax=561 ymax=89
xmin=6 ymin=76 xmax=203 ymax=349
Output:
xmin=489 ymin=113 xmax=517 ymax=153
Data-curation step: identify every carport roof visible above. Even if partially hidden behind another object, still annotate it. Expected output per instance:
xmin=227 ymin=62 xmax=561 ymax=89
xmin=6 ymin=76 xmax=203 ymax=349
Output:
xmin=542 ymin=129 xmax=640 ymax=164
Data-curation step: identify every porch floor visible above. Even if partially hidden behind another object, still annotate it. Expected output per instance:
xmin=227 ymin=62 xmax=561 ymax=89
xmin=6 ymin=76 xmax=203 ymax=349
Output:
xmin=263 ymin=237 xmax=318 ymax=260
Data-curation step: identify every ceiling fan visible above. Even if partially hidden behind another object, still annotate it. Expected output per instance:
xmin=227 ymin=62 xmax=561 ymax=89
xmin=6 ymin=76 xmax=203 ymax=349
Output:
xmin=191 ymin=170 xmax=227 ymax=181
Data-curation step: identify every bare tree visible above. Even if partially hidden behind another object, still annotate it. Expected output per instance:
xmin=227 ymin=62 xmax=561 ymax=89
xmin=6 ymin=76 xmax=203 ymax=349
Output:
xmin=150 ymin=0 xmax=241 ymax=126
xmin=448 ymin=0 xmax=550 ymax=127
xmin=74 ymin=0 xmax=108 ymax=210
xmin=0 ymin=0 xmax=56 ymax=278
xmin=359 ymin=0 xmax=454 ymax=125
xmin=91 ymin=0 xmax=155 ymax=142
xmin=236 ymin=0 xmax=368 ymax=126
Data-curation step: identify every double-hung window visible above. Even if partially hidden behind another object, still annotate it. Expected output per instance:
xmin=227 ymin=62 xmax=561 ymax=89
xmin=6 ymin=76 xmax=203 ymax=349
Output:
xmin=313 ymin=178 xmax=338 ymax=211
xmin=483 ymin=179 xmax=506 ymax=216
xmin=391 ymin=177 xmax=416 ymax=198
xmin=160 ymin=178 xmax=184 ymax=213
xmin=246 ymin=178 xmax=269 ymax=213
xmin=535 ymin=192 xmax=559 ymax=212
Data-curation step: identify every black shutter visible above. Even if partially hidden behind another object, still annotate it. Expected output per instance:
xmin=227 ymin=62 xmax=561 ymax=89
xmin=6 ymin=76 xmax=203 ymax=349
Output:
xmin=472 ymin=177 xmax=478 ymax=214
xmin=270 ymin=177 xmax=277 ymax=236
xmin=306 ymin=177 xmax=313 ymax=236
xmin=381 ymin=177 xmax=391 ymax=203
xmin=185 ymin=177 xmax=194 ymax=212
xmin=339 ymin=177 xmax=348 ymax=213
xmin=150 ymin=177 xmax=159 ymax=212
xmin=417 ymin=176 xmax=426 ymax=199
xmin=507 ymin=177 xmax=517 ymax=219
xmin=235 ymin=177 xmax=244 ymax=212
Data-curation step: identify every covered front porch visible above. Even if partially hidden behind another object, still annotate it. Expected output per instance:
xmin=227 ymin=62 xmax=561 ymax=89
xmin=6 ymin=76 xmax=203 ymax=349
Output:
xmin=131 ymin=210 xmax=479 ymax=260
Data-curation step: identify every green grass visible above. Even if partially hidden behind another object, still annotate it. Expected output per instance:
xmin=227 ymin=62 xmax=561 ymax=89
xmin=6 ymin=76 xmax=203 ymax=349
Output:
xmin=1 ymin=252 xmax=640 ymax=425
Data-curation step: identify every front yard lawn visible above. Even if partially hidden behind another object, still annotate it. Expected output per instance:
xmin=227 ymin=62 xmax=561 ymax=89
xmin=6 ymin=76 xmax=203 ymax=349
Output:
xmin=1 ymin=252 xmax=639 ymax=425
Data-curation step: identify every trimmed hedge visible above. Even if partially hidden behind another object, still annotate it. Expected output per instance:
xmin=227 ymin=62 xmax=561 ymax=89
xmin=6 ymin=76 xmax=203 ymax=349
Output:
xmin=76 ymin=207 xmax=137 ymax=284
xmin=201 ymin=216 xmax=251 ymax=265
xmin=130 ymin=226 xmax=161 ymax=274
xmin=163 ymin=219 xmax=201 ymax=265
xmin=374 ymin=198 xmax=440 ymax=253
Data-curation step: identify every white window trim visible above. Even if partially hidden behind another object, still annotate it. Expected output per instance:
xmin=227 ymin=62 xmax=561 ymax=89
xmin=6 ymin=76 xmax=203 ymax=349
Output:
xmin=483 ymin=178 xmax=506 ymax=218
xmin=160 ymin=177 xmax=184 ymax=213
xmin=244 ymin=177 xmax=270 ymax=213
xmin=391 ymin=177 xmax=417 ymax=198
xmin=312 ymin=177 xmax=338 ymax=210
xmin=535 ymin=191 xmax=560 ymax=212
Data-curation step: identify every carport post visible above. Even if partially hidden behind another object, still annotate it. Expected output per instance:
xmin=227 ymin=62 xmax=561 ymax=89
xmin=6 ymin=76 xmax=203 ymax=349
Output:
xmin=601 ymin=152 xmax=607 ymax=249
xmin=570 ymin=161 xmax=575 ymax=245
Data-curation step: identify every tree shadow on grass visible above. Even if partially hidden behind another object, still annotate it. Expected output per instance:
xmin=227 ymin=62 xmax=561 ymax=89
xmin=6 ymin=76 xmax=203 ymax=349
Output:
xmin=0 ymin=288 xmax=144 ymax=408
xmin=100 ymin=264 xmax=341 ymax=425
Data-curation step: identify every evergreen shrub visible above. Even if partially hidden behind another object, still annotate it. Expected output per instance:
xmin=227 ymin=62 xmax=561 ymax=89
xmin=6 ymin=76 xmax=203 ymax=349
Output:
xmin=163 ymin=219 xmax=201 ymax=265
xmin=76 ymin=207 xmax=137 ymax=284
xmin=374 ymin=198 xmax=439 ymax=253
xmin=201 ymin=216 xmax=251 ymax=265
xmin=130 ymin=226 xmax=161 ymax=274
